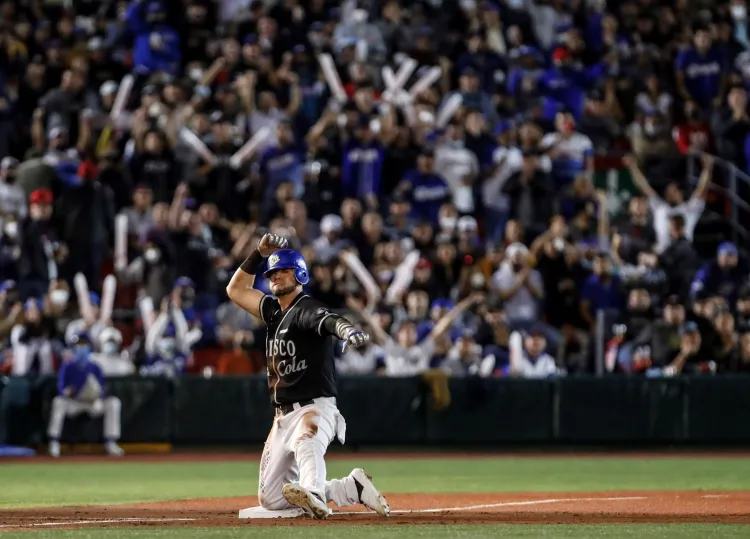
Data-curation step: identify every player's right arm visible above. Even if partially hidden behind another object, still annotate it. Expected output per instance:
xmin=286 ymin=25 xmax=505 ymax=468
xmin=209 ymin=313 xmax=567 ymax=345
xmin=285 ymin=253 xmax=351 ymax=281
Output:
xmin=226 ymin=233 xmax=288 ymax=321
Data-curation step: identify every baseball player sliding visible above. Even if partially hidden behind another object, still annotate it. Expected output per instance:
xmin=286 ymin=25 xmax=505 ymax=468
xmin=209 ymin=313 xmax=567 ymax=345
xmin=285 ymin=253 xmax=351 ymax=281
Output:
xmin=226 ymin=233 xmax=390 ymax=520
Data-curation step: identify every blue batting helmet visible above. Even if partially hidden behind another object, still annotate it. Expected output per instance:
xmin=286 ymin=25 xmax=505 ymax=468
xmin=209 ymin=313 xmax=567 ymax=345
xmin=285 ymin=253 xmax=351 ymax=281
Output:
xmin=263 ymin=249 xmax=309 ymax=285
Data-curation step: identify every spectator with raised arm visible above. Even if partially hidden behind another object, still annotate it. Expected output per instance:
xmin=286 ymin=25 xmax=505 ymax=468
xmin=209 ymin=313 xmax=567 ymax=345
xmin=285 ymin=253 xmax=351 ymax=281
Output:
xmin=358 ymin=294 xmax=481 ymax=377
xmin=624 ymin=154 xmax=713 ymax=254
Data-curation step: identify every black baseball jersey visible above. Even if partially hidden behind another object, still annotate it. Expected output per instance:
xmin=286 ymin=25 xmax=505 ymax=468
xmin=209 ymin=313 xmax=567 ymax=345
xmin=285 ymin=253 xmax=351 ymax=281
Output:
xmin=259 ymin=292 xmax=338 ymax=405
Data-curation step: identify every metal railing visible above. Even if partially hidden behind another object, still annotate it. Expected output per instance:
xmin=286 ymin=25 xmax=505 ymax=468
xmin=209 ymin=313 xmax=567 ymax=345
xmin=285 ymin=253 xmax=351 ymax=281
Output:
xmin=686 ymin=153 xmax=750 ymax=246
xmin=592 ymin=153 xmax=750 ymax=375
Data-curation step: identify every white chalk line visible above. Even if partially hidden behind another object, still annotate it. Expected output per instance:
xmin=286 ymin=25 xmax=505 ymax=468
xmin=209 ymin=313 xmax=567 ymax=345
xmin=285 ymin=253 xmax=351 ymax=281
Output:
xmin=0 ymin=517 xmax=197 ymax=529
xmin=701 ymin=495 xmax=728 ymax=499
xmin=335 ymin=496 xmax=648 ymax=515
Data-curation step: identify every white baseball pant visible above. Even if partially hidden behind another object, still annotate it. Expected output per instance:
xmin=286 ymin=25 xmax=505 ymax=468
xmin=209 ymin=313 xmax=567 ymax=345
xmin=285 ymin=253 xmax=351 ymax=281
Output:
xmin=47 ymin=396 xmax=122 ymax=441
xmin=258 ymin=397 xmax=361 ymax=510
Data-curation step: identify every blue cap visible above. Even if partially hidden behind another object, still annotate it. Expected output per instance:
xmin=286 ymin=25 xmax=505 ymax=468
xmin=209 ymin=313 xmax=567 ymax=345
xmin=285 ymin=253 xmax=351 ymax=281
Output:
xmin=680 ymin=321 xmax=700 ymax=335
xmin=0 ymin=279 xmax=16 ymax=292
xmin=718 ymin=242 xmax=738 ymax=256
xmin=89 ymin=292 xmax=101 ymax=306
xmin=516 ymin=45 xmax=539 ymax=58
xmin=71 ymin=331 xmax=91 ymax=345
xmin=243 ymin=34 xmax=258 ymax=45
xmin=25 ymin=298 xmax=43 ymax=311
xmin=340 ymin=37 xmax=357 ymax=48
xmin=431 ymin=298 xmax=453 ymax=310
xmin=494 ymin=120 xmax=512 ymax=136
xmin=460 ymin=66 xmax=479 ymax=77
xmin=175 ymin=276 xmax=195 ymax=289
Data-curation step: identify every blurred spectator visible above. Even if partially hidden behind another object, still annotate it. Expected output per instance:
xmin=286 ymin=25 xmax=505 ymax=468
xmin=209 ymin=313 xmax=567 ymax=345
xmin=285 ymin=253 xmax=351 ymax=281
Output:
xmin=658 ymin=213 xmax=701 ymax=298
xmin=126 ymin=1 xmax=181 ymax=77
xmin=141 ymin=296 xmax=191 ymax=378
xmin=505 ymin=329 xmax=563 ymax=379
xmin=9 ymin=298 xmax=59 ymax=376
xmin=693 ymin=241 xmax=748 ymax=301
xmin=0 ymin=0 xmax=748 ymax=383
xmin=0 ymin=157 xmax=25 ymax=220
xmin=541 ymin=111 xmax=594 ymax=188
xmin=580 ymin=252 xmax=625 ymax=331
xmin=673 ymin=100 xmax=713 ymax=155
xmin=91 ymin=327 xmax=136 ymax=376
xmin=630 ymin=295 xmax=687 ymax=371
xmin=442 ymin=330 xmax=495 ymax=378
xmin=625 ymin=154 xmax=712 ymax=254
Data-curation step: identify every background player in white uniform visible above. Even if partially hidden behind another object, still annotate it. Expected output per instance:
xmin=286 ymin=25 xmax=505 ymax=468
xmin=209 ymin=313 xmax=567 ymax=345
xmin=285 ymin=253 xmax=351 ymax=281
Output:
xmin=47 ymin=331 xmax=124 ymax=457
xmin=226 ymin=233 xmax=390 ymax=520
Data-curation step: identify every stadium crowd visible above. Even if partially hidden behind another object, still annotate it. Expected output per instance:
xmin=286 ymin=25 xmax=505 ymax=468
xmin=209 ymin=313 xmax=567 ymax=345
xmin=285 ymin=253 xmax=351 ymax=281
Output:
xmin=1 ymin=0 xmax=750 ymax=384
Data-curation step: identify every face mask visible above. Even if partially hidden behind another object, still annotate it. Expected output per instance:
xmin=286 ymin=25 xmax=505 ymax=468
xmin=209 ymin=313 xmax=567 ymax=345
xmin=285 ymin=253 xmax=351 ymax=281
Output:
xmin=189 ymin=68 xmax=204 ymax=82
xmin=732 ymin=5 xmax=748 ymax=21
xmin=49 ymin=289 xmax=70 ymax=307
xmin=439 ymin=217 xmax=457 ymax=230
xmin=3 ymin=221 xmax=18 ymax=239
xmin=102 ymin=341 xmax=119 ymax=355
xmin=470 ymin=273 xmax=485 ymax=288
xmin=75 ymin=344 xmax=92 ymax=356
xmin=144 ymin=248 xmax=161 ymax=263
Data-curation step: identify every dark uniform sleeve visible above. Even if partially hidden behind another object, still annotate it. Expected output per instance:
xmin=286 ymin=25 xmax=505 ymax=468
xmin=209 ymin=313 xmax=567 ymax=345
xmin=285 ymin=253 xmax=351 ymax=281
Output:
xmin=298 ymin=300 xmax=355 ymax=340
xmin=259 ymin=295 xmax=280 ymax=324
xmin=297 ymin=300 xmax=338 ymax=336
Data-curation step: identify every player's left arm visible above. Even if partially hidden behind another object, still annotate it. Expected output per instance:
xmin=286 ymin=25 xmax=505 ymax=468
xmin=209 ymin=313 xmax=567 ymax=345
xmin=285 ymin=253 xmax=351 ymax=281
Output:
xmin=299 ymin=304 xmax=369 ymax=353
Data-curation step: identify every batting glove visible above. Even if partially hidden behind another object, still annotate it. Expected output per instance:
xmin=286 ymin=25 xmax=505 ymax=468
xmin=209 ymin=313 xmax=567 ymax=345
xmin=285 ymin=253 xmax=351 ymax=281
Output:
xmin=258 ymin=233 xmax=288 ymax=256
xmin=342 ymin=329 xmax=370 ymax=352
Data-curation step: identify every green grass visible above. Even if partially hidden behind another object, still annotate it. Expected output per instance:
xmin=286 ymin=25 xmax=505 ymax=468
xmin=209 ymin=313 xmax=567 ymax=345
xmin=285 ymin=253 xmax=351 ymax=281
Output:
xmin=2 ymin=457 xmax=750 ymax=508
xmin=1 ymin=525 xmax=749 ymax=539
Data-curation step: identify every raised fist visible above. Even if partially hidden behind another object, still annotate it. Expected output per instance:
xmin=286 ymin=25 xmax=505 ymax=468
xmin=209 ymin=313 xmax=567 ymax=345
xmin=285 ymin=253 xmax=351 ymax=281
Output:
xmin=257 ymin=233 xmax=288 ymax=257
xmin=342 ymin=329 xmax=370 ymax=352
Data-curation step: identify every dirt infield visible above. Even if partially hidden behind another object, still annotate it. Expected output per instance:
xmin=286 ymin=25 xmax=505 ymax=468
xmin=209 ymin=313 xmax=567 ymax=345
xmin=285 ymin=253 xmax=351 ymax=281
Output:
xmin=1 ymin=491 xmax=749 ymax=530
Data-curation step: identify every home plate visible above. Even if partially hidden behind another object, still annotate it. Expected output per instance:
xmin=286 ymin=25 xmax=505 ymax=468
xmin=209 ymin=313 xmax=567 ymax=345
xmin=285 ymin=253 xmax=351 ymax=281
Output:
xmin=239 ymin=506 xmax=334 ymax=519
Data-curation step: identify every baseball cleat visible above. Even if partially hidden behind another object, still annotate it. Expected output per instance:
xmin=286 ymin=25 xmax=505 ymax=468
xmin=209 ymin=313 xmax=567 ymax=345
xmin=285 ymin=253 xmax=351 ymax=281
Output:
xmin=105 ymin=442 xmax=125 ymax=457
xmin=281 ymin=483 xmax=330 ymax=520
xmin=48 ymin=441 xmax=60 ymax=458
xmin=351 ymin=468 xmax=390 ymax=517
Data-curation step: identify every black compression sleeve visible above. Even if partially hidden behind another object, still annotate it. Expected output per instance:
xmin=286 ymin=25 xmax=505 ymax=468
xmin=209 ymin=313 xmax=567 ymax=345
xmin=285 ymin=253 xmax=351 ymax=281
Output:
xmin=239 ymin=248 xmax=264 ymax=275
xmin=321 ymin=314 xmax=355 ymax=340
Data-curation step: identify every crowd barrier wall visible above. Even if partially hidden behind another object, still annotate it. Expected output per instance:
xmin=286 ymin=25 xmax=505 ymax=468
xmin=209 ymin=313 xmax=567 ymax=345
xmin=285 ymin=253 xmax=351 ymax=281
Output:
xmin=1 ymin=375 xmax=749 ymax=446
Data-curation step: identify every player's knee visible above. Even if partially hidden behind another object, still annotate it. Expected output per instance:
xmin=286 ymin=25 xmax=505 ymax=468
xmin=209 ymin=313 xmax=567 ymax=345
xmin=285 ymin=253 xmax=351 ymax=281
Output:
xmin=293 ymin=413 xmax=322 ymax=451
xmin=293 ymin=435 xmax=325 ymax=459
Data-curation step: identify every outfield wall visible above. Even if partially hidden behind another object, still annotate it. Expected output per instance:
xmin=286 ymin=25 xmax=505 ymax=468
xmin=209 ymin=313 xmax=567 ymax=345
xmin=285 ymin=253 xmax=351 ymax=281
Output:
xmin=2 ymin=375 xmax=750 ymax=446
